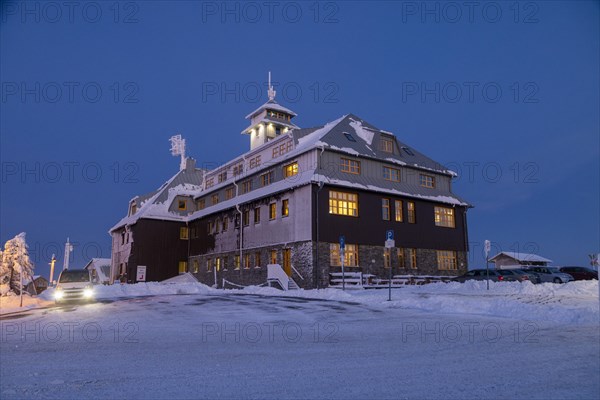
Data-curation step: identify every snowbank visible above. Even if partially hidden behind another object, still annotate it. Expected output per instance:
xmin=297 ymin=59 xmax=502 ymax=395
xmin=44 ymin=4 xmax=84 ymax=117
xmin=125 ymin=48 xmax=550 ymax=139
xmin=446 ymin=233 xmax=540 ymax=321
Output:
xmin=0 ymin=293 xmax=54 ymax=315
xmin=2 ymin=280 xmax=598 ymax=325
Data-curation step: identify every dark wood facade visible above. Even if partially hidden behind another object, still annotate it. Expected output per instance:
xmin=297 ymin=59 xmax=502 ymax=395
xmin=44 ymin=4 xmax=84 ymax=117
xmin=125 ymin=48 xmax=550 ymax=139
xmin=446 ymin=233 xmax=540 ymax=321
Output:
xmin=126 ymin=219 xmax=190 ymax=282
xmin=313 ymin=184 xmax=468 ymax=251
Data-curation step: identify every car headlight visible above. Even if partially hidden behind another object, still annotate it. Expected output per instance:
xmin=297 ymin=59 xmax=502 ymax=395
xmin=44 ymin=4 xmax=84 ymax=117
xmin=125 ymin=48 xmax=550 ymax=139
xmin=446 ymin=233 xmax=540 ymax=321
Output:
xmin=54 ymin=290 xmax=64 ymax=300
xmin=83 ymin=288 xmax=94 ymax=298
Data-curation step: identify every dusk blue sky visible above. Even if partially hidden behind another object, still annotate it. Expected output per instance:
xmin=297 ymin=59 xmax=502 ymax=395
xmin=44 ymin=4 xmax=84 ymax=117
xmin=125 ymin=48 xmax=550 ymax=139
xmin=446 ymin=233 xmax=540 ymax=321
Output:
xmin=1 ymin=1 xmax=598 ymax=278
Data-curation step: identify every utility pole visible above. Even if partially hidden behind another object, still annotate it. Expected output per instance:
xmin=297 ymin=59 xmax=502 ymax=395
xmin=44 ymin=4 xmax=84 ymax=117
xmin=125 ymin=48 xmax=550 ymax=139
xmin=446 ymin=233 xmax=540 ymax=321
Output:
xmin=484 ymin=240 xmax=491 ymax=290
xmin=63 ymin=238 xmax=73 ymax=271
xmin=49 ymin=254 xmax=57 ymax=285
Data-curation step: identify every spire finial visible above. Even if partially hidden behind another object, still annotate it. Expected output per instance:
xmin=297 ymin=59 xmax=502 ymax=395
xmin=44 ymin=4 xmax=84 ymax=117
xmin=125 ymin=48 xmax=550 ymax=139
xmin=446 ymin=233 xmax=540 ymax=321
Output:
xmin=267 ymin=71 xmax=276 ymax=101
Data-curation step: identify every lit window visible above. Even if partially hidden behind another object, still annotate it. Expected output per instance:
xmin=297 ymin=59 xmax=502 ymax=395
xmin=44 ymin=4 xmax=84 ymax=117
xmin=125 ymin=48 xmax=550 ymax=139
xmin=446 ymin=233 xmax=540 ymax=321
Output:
xmin=270 ymin=250 xmax=277 ymax=264
xmin=380 ymin=138 xmax=394 ymax=153
xmin=234 ymin=255 xmax=240 ymax=270
xmin=269 ymin=203 xmax=276 ymax=220
xmin=205 ymin=177 xmax=214 ymax=188
xmin=383 ymin=248 xmax=391 ymax=268
xmin=244 ymin=254 xmax=251 ymax=269
xmin=283 ymin=162 xmax=298 ymax=178
xmin=329 ymin=190 xmax=358 ymax=217
xmin=197 ymin=199 xmax=205 ymax=210
xmin=329 ymin=243 xmax=359 ymax=267
xmin=340 ymin=158 xmax=360 ymax=174
xmin=395 ymin=200 xmax=403 ymax=222
xmin=192 ymin=259 xmax=199 ymax=273
xmin=282 ymin=199 xmax=289 ymax=217
xmin=178 ymin=200 xmax=186 ymax=210
xmin=225 ymin=187 xmax=235 ymax=200
xmin=434 ymin=206 xmax=455 ymax=228
xmin=215 ymin=258 xmax=221 ymax=271
xmin=179 ymin=227 xmax=189 ymax=240
xmin=254 ymin=207 xmax=261 ymax=224
xmin=437 ymin=250 xmax=457 ymax=270
xmin=206 ymin=259 xmax=211 ymax=272
xmin=178 ymin=261 xmax=188 ymax=273
xmin=397 ymin=248 xmax=405 ymax=268
xmin=212 ymin=194 xmax=219 ymax=205
xmin=255 ymin=252 xmax=261 ymax=268
xmin=382 ymin=198 xmax=390 ymax=220
xmin=407 ymin=202 xmax=416 ymax=223
xmin=420 ymin=174 xmax=435 ymax=188
xmin=261 ymin=171 xmax=273 ymax=186
xmin=243 ymin=210 xmax=250 ymax=226
xmin=383 ymin=166 xmax=401 ymax=182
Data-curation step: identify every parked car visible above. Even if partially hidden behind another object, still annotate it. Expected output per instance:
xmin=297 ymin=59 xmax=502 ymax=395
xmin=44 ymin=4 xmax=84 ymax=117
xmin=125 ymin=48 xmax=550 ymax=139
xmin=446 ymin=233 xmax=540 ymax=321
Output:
xmin=54 ymin=269 xmax=95 ymax=304
xmin=558 ymin=266 xmax=598 ymax=281
xmin=453 ymin=269 xmax=512 ymax=283
xmin=498 ymin=269 xmax=539 ymax=283
xmin=522 ymin=266 xmax=574 ymax=284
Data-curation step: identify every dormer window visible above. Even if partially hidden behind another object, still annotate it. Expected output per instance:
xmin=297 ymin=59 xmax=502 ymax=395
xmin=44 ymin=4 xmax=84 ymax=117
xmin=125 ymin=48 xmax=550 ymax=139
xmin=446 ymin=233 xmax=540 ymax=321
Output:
xmin=380 ymin=138 xmax=394 ymax=153
xmin=130 ymin=203 xmax=137 ymax=215
xmin=178 ymin=200 xmax=187 ymax=211
xmin=420 ymin=174 xmax=435 ymax=188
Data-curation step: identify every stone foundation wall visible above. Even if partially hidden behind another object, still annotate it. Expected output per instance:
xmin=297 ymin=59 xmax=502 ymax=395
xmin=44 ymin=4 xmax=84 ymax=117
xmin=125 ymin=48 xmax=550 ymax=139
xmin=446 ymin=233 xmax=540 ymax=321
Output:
xmin=192 ymin=241 xmax=468 ymax=289
xmin=190 ymin=240 xmax=316 ymax=289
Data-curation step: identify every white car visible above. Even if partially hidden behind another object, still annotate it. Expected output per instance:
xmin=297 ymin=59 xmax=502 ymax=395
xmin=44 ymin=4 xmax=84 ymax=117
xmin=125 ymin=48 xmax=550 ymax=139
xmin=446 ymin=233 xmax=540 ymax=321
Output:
xmin=523 ymin=266 xmax=574 ymax=284
xmin=54 ymin=269 xmax=95 ymax=304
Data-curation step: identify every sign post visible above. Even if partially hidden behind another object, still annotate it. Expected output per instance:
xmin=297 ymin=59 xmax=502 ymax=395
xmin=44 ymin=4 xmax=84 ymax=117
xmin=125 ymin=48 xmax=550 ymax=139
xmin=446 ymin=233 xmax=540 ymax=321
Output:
xmin=484 ymin=240 xmax=491 ymax=290
xmin=136 ymin=265 xmax=147 ymax=282
xmin=339 ymin=236 xmax=345 ymax=291
xmin=385 ymin=230 xmax=395 ymax=301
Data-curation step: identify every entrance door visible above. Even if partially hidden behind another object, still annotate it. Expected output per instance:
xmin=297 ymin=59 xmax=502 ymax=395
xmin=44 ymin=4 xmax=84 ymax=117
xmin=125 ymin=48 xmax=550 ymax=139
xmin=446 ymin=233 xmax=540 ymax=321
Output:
xmin=283 ymin=249 xmax=292 ymax=276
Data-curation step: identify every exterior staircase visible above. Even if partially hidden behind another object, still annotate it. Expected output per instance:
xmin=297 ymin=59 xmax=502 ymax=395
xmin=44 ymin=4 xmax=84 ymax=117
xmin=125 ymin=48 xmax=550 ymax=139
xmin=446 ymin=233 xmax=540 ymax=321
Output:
xmin=267 ymin=264 xmax=300 ymax=291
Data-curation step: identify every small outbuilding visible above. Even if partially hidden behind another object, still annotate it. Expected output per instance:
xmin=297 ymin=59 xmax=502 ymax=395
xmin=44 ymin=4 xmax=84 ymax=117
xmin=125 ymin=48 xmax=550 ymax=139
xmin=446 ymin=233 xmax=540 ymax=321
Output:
xmin=25 ymin=275 xmax=49 ymax=294
xmin=490 ymin=251 xmax=552 ymax=269
xmin=84 ymin=258 xmax=112 ymax=284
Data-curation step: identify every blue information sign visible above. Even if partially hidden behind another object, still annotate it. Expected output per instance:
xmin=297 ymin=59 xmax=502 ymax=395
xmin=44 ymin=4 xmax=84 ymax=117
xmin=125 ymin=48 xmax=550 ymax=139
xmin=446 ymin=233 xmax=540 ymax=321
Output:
xmin=386 ymin=230 xmax=394 ymax=240
xmin=339 ymin=235 xmax=345 ymax=249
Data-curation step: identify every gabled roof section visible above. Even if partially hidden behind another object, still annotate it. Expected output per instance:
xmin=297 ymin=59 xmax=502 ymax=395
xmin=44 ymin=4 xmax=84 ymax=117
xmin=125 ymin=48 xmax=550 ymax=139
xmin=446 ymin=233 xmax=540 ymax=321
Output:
xmin=245 ymin=99 xmax=297 ymax=119
xmin=110 ymin=161 xmax=204 ymax=232
xmin=490 ymin=252 xmax=552 ymax=263
xmin=312 ymin=114 xmax=456 ymax=176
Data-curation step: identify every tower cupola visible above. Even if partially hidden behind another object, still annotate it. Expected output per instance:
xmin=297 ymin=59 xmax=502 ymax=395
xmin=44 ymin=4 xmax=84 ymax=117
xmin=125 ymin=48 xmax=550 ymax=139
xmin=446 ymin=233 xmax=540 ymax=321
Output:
xmin=242 ymin=72 xmax=299 ymax=150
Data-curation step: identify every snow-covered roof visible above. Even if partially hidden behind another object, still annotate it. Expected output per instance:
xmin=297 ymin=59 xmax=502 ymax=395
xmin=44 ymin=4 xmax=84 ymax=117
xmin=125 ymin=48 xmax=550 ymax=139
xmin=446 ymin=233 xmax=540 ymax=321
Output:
xmin=85 ymin=258 xmax=111 ymax=268
xmin=112 ymin=113 xmax=470 ymax=229
xmin=490 ymin=252 xmax=552 ymax=263
xmin=110 ymin=162 xmax=204 ymax=232
xmin=245 ymin=99 xmax=297 ymax=119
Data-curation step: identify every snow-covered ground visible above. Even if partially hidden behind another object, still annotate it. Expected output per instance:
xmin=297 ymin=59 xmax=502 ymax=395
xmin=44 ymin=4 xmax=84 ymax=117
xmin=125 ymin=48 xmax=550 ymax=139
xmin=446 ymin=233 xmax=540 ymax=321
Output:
xmin=1 ymin=281 xmax=598 ymax=399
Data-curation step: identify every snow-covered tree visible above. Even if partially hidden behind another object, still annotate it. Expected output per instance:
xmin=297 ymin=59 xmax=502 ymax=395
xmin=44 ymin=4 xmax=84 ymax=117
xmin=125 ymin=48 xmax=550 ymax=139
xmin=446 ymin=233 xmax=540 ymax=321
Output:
xmin=0 ymin=233 xmax=35 ymax=296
